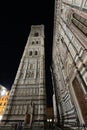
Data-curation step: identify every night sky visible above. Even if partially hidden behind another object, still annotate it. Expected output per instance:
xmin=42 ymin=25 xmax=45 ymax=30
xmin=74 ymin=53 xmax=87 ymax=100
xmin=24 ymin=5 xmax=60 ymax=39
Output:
xmin=0 ymin=0 xmax=54 ymax=106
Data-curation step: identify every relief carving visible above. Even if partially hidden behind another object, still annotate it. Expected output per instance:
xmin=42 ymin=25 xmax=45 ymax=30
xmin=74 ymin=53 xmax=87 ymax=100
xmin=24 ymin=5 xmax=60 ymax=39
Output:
xmin=36 ymin=71 xmax=40 ymax=78
xmin=26 ymin=72 xmax=29 ymax=78
xmin=30 ymin=64 xmax=35 ymax=69
xmin=20 ymin=73 xmax=24 ymax=79
xmin=26 ymin=71 xmax=34 ymax=78
xmin=66 ymin=10 xmax=73 ymax=25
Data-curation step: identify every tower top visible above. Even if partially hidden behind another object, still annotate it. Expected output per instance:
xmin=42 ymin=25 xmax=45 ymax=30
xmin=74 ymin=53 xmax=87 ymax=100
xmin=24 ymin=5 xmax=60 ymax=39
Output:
xmin=30 ymin=24 xmax=44 ymax=37
xmin=31 ymin=24 xmax=44 ymax=29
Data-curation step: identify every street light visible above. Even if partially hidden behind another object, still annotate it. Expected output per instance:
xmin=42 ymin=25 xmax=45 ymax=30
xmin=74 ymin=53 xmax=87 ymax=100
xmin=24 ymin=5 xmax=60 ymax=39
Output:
xmin=50 ymin=119 xmax=52 ymax=122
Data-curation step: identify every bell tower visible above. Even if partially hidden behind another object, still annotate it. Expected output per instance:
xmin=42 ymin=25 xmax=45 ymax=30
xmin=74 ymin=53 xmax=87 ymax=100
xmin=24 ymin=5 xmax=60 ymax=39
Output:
xmin=2 ymin=25 xmax=46 ymax=127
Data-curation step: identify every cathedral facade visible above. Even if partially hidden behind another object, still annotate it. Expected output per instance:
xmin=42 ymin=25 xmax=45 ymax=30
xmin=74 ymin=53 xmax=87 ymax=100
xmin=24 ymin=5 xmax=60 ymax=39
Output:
xmin=2 ymin=25 xmax=46 ymax=126
xmin=52 ymin=0 xmax=87 ymax=127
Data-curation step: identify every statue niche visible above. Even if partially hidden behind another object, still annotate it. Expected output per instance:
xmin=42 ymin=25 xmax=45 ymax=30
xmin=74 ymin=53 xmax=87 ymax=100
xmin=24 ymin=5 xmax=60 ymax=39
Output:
xmin=26 ymin=71 xmax=34 ymax=78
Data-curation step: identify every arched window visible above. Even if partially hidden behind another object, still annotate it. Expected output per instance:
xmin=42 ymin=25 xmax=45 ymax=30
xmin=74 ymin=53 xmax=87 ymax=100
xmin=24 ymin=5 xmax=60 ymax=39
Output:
xmin=36 ymin=41 xmax=39 ymax=44
xmin=29 ymin=51 xmax=32 ymax=56
xmin=32 ymin=41 xmax=34 ymax=45
xmin=35 ymin=51 xmax=38 ymax=55
xmin=34 ymin=32 xmax=39 ymax=37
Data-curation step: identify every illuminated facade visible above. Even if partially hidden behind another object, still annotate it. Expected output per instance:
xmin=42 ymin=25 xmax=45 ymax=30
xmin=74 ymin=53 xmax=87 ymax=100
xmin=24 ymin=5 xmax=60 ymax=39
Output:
xmin=0 ymin=85 xmax=9 ymax=121
xmin=2 ymin=25 xmax=46 ymax=126
xmin=52 ymin=0 xmax=87 ymax=127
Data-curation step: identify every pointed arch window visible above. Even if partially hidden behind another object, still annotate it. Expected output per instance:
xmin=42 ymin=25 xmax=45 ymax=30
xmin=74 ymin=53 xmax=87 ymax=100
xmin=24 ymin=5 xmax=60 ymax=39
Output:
xmin=35 ymin=51 xmax=38 ymax=55
xmin=29 ymin=51 xmax=32 ymax=56
xmin=32 ymin=41 xmax=35 ymax=45
xmin=36 ymin=41 xmax=39 ymax=44
xmin=34 ymin=32 xmax=39 ymax=37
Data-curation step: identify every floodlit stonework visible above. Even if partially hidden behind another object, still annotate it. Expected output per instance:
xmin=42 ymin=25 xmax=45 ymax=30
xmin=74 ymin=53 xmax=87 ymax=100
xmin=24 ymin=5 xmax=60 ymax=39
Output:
xmin=1 ymin=1 xmax=87 ymax=129
xmin=52 ymin=0 xmax=87 ymax=128
xmin=2 ymin=25 xmax=46 ymax=127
